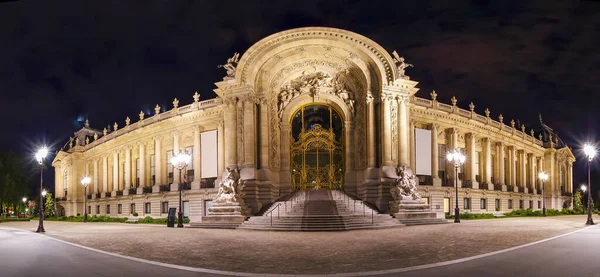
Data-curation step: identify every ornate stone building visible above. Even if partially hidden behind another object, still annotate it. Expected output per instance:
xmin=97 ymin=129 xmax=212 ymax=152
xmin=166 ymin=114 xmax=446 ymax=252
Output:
xmin=52 ymin=27 xmax=575 ymax=221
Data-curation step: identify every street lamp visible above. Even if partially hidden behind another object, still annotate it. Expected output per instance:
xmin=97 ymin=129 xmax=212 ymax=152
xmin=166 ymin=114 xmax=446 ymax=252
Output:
xmin=81 ymin=176 xmax=91 ymax=223
xmin=41 ymin=189 xmax=47 ymax=221
xmin=583 ymin=143 xmax=596 ymax=225
xmin=581 ymin=184 xmax=588 ymax=209
xmin=22 ymin=197 xmax=27 ymax=218
xmin=170 ymin=151 xmax=191 ymax=228
xmin=447 ymin=148 xmax=466 ymax=223
xmin=538 ymin=171 xmax=549 ymax=216
xmin=35 ymin=147 xmax=48 ymax=233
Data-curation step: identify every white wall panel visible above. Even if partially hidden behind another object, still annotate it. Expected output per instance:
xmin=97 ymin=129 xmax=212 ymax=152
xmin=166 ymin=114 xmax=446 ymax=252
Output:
xmin=201 ymin=130 xmax=218 ymax=178
xmin=415 ymin=128 xmax=432 ymax=175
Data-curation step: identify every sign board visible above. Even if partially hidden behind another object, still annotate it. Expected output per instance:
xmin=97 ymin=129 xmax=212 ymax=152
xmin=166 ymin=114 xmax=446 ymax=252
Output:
xmin=167 ymin=207 xmax=176 ymax=227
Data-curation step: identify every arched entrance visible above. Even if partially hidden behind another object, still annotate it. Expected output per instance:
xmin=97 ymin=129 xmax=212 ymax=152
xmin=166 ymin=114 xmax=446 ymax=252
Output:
xmin=290 ymin=104 xmax=344 ymax=191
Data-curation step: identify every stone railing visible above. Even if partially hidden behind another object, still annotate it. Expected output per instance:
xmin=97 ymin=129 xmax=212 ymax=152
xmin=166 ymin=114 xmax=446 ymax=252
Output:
xmin=71 ymin=97 xmax=223 ymax=152
xmin=412 ymin=97 xmax=543 ymax=147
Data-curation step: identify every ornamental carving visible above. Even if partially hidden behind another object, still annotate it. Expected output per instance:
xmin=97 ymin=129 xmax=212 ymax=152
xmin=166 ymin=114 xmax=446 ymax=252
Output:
xmin=213 ymin=167 xmax=242 ymax=203
xmin=392 ymin=51 xmax=414 ymax=80
xmin=237 ymin=102 xmax=244 ymax=165
xmin=269 ymin=95 xmax=281 ymax=169
xmin=391 ymin=100 xmax=398 ymax=163
xmin=276 ymin=70 xmax=355 ymax=118
xmin=355 ymin=95 xmax=366 ymax=168
xmin=217 ymin=52 xmax=240 ymax=80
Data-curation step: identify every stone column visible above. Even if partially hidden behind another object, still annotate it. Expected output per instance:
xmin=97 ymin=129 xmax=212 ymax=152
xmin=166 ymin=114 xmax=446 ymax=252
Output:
xmin=536 ymin=156 xmax=543 ymax=190
xmin=483 ymin=138 xmax=492 ymax=189
xmin=508 ymin=146 xmax=516 ymax=191
xmin=497 ymin=142 xmax=505 ymax=187
xmin=431 ymin=123 xmax=441 ymax=186
xmin=112 ymin=151 xmax=119 ymax=196
xmin=93 ymin=159 xmax=99 ymax=195
xmin=345 ymin=121 xmax=354 ymax=170
xmin=138 ymin=142 xmax=146 ymax=189
xmin=381 ymin=94 xmax=393 ymax=166
xmin=446 ymin=128 xmax=459 ymax=183
xmin=279 ymin=124 xmax=291 ymax=192
xmin=124 ymin=145 xmax=131 ymax=194
xmin=465 ymin=133 xmax=478 ymax=189
xmin=366 ymin=94 xmax=376 ymax=168
xmin=242 ymin=97 xmax=256 ymax=179
xmin=223 ymin=99 xmax=238 ymax=169
xmin=528 ymin=153 xmax=535 ymax=191
xmin=217 ymin=120 xmax=225 ymax=180
xmin=409 ymin=119 xmax=416 ymax=172
xmin=568 ymin=163 xmax=573 ymax=193
xmin=102 ymin=155 xmax=108 ymax=195
xmin=259 ymin=99 xmax=270 ymax=176
xmin=171 ymin=131 xmax=181 ymax=191
xmin=192 ymin=125 xmax=202 ymax=189
xmin=153 ymin=136 xmax=162 ymax=192
xmin=518 ymin=150 xmax=526 ymax=192
xmin=398 ymin=96 xmax=410 ymax=166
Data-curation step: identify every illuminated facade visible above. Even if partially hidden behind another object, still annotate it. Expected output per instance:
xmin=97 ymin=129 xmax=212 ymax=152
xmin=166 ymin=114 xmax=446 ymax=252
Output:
xmin=52 ymin=27 xmax=575 ymax=221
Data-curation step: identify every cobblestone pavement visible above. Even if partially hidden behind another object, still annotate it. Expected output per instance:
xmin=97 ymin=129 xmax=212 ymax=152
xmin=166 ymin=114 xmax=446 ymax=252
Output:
xmin=2 ymin=215 xmax=592 ymax=275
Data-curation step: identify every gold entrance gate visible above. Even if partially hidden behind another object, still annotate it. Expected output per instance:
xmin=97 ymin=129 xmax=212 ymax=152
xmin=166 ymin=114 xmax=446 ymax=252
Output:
xmin=290 ymin=104 xmax=344 ymax=191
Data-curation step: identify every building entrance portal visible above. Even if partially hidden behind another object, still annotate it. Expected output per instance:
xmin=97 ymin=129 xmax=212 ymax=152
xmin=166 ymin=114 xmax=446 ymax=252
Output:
xmin=290 ymin=104 xmax=344 ymax=191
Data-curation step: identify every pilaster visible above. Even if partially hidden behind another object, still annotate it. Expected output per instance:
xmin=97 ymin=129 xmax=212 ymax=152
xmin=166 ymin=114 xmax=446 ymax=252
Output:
xmin=192 ymin=125 xmax=202 ymax=189
xmin=430 ymin=123 xmax=441 ymax=186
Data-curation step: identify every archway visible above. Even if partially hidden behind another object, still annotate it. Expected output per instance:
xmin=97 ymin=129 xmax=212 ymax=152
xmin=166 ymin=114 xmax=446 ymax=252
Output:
xmin=290 ymin=104 xmax=344 ymax=191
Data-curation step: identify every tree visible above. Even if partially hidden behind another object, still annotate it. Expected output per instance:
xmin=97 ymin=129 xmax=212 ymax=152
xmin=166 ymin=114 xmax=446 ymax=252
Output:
xmin=574 ymin=190 xmax=584 ymax=214
xmin=45 ymin=193 xmax=54 ymax=218
xmin=0 ymin=151 xmax=30 ymax=216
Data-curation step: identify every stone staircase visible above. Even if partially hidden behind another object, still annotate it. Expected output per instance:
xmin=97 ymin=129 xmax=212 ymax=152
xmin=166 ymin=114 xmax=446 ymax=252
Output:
xmin=237 ymin=190 xmax=403 ymax=231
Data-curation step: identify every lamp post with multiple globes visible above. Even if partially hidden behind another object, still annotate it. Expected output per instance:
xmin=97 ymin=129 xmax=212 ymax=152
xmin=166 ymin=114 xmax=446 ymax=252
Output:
xmin=583 ymin=143 xmax=596 ymax=225
xmin=35 ymin=147 xmax=48 ymax=233
xmin=447 ymin=148 xmax=466 ymax=223
xmin=538 ymin=171 xmax=548 ymax=217
xmin=21 ymin=197 xmax=27 ymax=218
xmin=170 ymin=151 xmax=191 ymax=228
xmin=81 ymin=176 xmax=91 ymax=223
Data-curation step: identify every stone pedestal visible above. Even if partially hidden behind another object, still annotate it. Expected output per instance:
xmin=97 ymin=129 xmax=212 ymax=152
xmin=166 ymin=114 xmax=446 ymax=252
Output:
xmin=137 ymin=187 xmax=144 ymax=195
xmin=199 ymin=201 xmax=251 ymax=225
xmin=390 ymin=198 xmax=445 ymax=222
xmin=152 ymin=185 xmax=160 ymax=193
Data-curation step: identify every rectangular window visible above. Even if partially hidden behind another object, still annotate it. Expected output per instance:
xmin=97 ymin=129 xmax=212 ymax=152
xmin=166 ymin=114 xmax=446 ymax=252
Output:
xmin=495 ymin=199 xmax=500 ymax=210
xmin=88 ymin=206 xmax=91 ymax=215
xmin=491 ymin=154 xmax=496 ymax=183
xmin=508 ymin=199 xmax=513 ymax=209
xmin=464 ymin=198 xmax=471 ymax=210
xmin=106 ymin=205 xmax=111 ymax=215
xmin=475 ymin=152 xmax=481 ymax=182
xmin=414 ymin=128 xmax=432 ymax=175
xmin=538 ymin=201 xmax=541 ymax=209
xmin=480 ymin=198 xmax=487 ymax=210
xmin=96 ymin=205 xmax=100 ymax=214
xmin=118 ymin=204 xmax=122 ymax=214
xmin=167 ymin=151 xmax=174 ymax=184
xmin=136 ymin=158 xmax=140 ymax=187
xmin=145 ymin=203 xmax=151 ymax=214
xmin=131 ymin=203 xmax=136 ymax=214
xmin=150 ymin=154 xmax=156 ymax=185
xmin=201 ymin=130 xmax=218 ymax=178
xmin=519 ymin=200 xmax=524 ymax=209
xmin=186 ymin=146 xmax=194 ymax=183
xmin=161 ymin=202 xmax=169 ymax=214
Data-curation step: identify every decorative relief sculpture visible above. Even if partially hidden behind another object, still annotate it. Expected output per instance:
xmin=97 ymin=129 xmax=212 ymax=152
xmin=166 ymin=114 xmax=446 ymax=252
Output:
xmin=213 ymin=167 xmax=241 ymax=203
xmin=217 ymin=52 xmax=240 ymax=80
xmin=276 ymin=70 xmax=356 ymax=118
xmin=392 ymin=51 xmax=413 ymax=80
xmin=390 ymin=165 xmax=421 ymax=201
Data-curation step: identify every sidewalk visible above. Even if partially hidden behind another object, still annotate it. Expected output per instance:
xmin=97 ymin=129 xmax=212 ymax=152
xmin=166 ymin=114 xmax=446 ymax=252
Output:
xmin=2 ymin=215 xmax=590 ymax=275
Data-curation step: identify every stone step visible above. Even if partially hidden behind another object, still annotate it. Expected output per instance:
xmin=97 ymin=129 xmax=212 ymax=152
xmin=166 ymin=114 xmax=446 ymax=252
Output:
xmin=189 ymin=222 xmax=242 ymax=229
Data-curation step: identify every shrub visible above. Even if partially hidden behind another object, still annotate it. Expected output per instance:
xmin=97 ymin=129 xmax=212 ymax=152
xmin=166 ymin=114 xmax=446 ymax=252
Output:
xmin=445 ymin=212 xmax=495 ymax=220
xmin=132 ymin=212 xmax=139 ymax=217
xmin=0 ymin=218 xmax=31 ymax=223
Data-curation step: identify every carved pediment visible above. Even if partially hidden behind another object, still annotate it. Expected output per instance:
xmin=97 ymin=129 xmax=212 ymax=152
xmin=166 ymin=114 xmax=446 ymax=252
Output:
xmin=277 ymin=70 xmax=355 ymax=118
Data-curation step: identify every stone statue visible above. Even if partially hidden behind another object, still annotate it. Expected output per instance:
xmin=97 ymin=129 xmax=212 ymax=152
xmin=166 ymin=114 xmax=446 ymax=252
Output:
xmin=213 ymin=167 xmax=241 ymax=203
xmin=392 ymin=51 xmax=413 ymax=80
xmin=390 ymin=165 xmax=421 ymax=201
xmin=217 ymin=52 xmax=240 ymax=80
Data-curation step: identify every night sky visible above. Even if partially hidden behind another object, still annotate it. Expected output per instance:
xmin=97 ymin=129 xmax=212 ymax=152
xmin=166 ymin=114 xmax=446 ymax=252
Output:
xmin=2 ymin=0 xmax=600 ymax=194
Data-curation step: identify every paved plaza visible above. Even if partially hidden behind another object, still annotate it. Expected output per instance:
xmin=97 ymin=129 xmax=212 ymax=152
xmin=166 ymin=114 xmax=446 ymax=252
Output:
xmin=0 ymin=215 xmax=592 ymax=275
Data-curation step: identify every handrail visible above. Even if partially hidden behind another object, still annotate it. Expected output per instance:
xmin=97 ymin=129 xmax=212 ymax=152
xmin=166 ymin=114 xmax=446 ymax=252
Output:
xmin=265 ymin=203 xmax=282 ymax=226
xmin=332 ymin=189 xmax=374 ymax=225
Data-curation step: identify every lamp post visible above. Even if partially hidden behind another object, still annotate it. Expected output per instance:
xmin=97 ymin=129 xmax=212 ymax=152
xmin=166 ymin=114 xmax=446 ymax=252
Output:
xmin=447 ymin=148 xmax=466 ymax=223
xmin=35 ymin=147 xmax=48 ymax=233
xmin=583 ymin=143 xmax=596 ymax=225
xmin=22 ymin=197 xmax=27 ymax=218
xmin=41 ymin=189 xmax=47 ymax=221
xmin=81 ymin=176 xmax=91 ymax=223
xmin=170 ymin=151 xmax=191 ymax=228
xmin=538 ymin=171 xmax=549 ymax=217
xmin=581 ymin=184 xmax=588 ymax=209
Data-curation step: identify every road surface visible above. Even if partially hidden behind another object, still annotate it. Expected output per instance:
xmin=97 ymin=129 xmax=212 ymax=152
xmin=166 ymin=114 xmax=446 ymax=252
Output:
xmin=0 ymin=225 xmax=598 ymax=277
